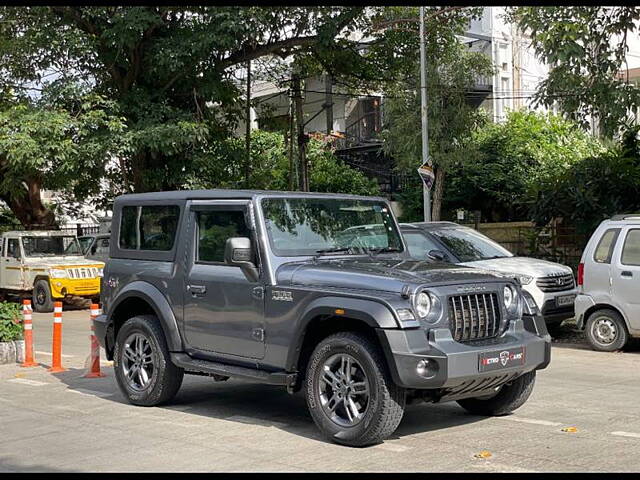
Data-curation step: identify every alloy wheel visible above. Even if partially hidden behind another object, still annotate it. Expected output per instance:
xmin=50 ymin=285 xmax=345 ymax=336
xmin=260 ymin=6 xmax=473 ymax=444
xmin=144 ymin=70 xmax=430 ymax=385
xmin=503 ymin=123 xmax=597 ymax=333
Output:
xmin=122 ymin=333 xmax=156 ymax=391
xmin=318 ymin=353 xmax=371 ymax=427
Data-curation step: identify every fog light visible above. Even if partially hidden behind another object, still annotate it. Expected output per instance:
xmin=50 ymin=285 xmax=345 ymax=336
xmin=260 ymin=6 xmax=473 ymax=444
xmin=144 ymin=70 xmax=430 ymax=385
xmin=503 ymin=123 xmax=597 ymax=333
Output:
xmin=416 ymin=359 xmax=438 ymax=379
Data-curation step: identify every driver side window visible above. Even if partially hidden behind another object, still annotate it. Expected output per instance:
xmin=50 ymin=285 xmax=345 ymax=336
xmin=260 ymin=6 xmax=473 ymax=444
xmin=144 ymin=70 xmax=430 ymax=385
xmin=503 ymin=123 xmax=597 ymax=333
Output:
xmin=7 ymin=239 xmax=20 ymax=259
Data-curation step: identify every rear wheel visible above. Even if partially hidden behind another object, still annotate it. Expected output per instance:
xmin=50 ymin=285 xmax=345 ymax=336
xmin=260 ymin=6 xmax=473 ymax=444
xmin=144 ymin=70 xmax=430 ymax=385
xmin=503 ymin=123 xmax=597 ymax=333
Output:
xmin=32 ymin=279 xmax=54 ymax=313
xmin=305 ymin=332 xmax=406 ymax=447
xmin=114 ymin=315 xmax=184 ymax=406
xmin=457 ymin=371 xmax=536 ymax=416
xmin=585 ymin=309 xmax=628 ymax=352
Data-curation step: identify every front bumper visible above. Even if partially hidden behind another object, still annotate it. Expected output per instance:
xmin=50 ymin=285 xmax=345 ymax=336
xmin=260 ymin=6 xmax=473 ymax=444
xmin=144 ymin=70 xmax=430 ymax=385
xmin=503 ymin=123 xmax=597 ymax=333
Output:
xmin=377 ymin=316 xmax=551 ymax=391
xmin=50 ymin=277 xmax=101 ymax=298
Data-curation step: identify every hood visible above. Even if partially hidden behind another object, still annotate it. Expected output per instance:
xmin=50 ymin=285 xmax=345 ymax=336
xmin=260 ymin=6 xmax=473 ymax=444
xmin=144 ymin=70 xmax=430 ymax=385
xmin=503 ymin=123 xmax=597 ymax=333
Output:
xmin=461 ymin=256 xmax=572 ymax=278
xmin=23 ymin=256 xmax=105 ymax=268
xmin=276 ymin=257 xmax=509 ymax=294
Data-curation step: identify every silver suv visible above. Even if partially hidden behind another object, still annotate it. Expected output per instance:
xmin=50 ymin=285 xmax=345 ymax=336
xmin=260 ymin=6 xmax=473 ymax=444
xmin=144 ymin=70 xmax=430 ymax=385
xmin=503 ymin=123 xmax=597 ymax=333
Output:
xmin=575 ymin=215 xmax=640 ymax=351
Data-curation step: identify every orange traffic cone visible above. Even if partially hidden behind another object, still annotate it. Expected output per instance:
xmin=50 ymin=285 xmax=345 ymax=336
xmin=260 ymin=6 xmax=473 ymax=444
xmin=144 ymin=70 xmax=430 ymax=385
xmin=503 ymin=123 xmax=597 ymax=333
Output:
xmin=47 ymin=301 xmax=66 ymax=373
xmin=20 ymin=299 xmax=38 ymax=367
xmin=84 ymin=304 xmax=106 ymax=378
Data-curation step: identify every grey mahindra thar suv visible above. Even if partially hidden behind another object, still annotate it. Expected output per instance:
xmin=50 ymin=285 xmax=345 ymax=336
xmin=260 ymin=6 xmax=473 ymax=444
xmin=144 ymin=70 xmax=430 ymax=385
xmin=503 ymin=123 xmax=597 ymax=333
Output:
xmin=93 ymin=190 xmax=551 ymax=447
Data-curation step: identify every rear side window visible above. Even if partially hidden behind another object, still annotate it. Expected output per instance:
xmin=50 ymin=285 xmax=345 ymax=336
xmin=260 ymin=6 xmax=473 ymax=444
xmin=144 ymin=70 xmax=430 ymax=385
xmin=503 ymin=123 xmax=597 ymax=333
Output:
xmin=593 ymin=228 xmax=621 ymax=264
xmin=197 ymin=210 xmax=250 ymax=263
xmin=119 ymin=205 xmax=180 ymax=251
xmin=621 ymin=229 xmax=640 ymax=266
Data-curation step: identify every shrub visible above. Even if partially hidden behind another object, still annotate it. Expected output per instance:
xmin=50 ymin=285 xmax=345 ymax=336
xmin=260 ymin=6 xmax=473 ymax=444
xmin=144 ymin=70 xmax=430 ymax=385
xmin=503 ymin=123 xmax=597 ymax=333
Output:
xmin=0 ymin=302 xmax=22 ymax=342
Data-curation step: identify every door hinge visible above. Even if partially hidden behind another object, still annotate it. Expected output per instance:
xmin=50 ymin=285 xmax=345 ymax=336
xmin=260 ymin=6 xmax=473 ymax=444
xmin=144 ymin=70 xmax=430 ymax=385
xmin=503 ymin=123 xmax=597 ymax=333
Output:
xmin=252 ymin=286 xmax=264 ymax=300
xmin=252 ymin=328 xmax=265 ymax=342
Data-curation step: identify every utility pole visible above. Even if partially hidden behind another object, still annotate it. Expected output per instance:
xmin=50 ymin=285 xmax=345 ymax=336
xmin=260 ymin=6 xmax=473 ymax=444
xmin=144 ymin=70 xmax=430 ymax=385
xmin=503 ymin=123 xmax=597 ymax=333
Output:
xmin=325 ymin=73 xmax=333 ymax=135
xmin=419 ymin=6 xmax=431 ymax=222
xmin=245 ymin=59 xmax=251 ymax=186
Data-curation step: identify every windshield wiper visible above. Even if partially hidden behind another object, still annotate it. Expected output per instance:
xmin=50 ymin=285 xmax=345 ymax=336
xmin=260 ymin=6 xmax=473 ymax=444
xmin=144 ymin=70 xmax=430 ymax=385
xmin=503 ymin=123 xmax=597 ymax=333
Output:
xmin=368 ymin=246 xmax=402 ymax=256
xmin=314 ymin=247 xmax=352 ymax=256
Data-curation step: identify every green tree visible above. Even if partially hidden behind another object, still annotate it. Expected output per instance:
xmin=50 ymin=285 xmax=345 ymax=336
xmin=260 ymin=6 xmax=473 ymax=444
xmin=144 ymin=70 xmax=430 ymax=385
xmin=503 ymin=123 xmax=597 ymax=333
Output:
xmin=531 ymin=126 xmax=640 ymax=234
xmin=381 ymin=35 xmax=494 ymax=221
xmin=188 ymin=129 xmax=379 ymax=196
xmin=508 ymin=7 xmax=640 ymax=138
xmin=0 ymin=91 xmax=125 ymax=229
xmin=0 ymin=7 xmax=425 ymax=225
xmin=445 ymin=110 xmax=604 ymax=222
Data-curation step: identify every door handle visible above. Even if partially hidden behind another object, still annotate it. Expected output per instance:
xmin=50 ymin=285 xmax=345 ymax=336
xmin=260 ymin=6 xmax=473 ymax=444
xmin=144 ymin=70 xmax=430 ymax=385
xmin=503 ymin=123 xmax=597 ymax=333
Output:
xmin=621 ymin=271 xmax=633 ymax=278
xmin=187 ymin=284 xmax=207 ymax=295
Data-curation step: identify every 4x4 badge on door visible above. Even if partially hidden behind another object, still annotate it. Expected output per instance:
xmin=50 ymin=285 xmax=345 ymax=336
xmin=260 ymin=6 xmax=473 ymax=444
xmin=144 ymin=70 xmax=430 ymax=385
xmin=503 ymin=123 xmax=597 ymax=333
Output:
xmin=272 ymin=290 xmax=293 ymax=302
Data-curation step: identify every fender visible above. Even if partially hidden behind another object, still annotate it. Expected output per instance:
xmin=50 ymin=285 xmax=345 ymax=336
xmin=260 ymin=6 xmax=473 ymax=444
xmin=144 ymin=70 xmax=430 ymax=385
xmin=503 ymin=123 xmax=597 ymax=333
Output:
xmin=285 ymin=295 xmax=399 ymax=372
xmin=108 ymin=280 xmax=183 ymax=352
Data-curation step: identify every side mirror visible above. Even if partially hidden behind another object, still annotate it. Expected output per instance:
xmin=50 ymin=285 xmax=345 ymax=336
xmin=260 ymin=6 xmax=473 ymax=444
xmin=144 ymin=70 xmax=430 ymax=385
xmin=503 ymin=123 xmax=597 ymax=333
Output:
xmin=427 ymin=249 xmax=448 ymax=262
xmin=224 ymin=237 xmax=259 ymax=283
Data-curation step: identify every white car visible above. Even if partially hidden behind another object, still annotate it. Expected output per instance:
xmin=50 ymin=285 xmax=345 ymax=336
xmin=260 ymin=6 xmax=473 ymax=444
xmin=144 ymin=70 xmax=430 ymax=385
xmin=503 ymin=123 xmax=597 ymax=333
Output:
xmin=401 ymin=222 xmax=577 ymax=331
xmin=575 ymin=215 xmax=640 ymax=351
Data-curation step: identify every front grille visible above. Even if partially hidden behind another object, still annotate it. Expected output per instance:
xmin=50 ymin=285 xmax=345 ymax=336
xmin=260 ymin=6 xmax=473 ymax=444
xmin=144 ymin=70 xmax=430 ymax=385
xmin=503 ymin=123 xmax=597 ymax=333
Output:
xmin=448 ymin=293 xmax=501 ymax=342
xmin=536 ymin=273 xmax=575 ymax=292
xmin=66 ymin=267 xmax=99 ymax=279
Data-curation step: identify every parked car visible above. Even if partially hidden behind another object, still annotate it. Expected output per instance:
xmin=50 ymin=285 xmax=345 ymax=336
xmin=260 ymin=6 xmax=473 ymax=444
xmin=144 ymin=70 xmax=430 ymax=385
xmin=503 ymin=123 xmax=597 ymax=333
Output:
xmin=78 ymin=233 xmax=110 ymax=263
xmin=0 ymin=231 xmax=104 ymax=312
xmin=93 ymin=190 xmax=551 ymax=447
xmin=400 ymin=222 xmax=577 ymax=332
xmin=575 ymin=214 xmax=640 ymax=351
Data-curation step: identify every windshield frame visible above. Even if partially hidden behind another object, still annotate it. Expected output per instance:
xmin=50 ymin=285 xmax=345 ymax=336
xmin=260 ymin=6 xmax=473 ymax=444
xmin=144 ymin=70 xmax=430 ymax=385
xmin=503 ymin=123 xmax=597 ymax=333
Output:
xmin=429 ymin=226 xmax=513 ymax=262
xmin=259 ymin=196 xmax=405 ymax=258
xmin=20 ymin=235 xmax=84 ymax=258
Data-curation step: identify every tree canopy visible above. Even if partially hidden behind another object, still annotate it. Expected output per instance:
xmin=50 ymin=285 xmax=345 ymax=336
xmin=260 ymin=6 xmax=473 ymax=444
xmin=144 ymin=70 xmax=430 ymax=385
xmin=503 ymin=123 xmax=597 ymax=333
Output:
xmin=508 ymin=6 xmax=640 ymax=138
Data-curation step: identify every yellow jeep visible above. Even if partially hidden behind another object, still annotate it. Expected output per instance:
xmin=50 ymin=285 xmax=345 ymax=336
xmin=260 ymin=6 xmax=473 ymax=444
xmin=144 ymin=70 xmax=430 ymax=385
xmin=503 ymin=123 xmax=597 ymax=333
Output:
xmin=0 ymin=231 xmax=105 ymax=312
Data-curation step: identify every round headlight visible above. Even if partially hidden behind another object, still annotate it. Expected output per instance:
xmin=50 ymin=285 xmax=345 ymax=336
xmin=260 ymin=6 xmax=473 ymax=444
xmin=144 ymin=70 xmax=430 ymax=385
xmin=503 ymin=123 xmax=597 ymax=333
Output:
xmin=415 ymin=291 xmax=432 ymax=318
xmin=503 ymin=285 xmax=514 ymax=309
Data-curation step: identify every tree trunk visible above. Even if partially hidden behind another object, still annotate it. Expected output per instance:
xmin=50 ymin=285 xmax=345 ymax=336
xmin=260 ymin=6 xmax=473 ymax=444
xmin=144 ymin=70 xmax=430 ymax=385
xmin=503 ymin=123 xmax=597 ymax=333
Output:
xmin=1 ymin=177 xmax=58 ymax=230
xmin=431 ymin=167 xmax=446 ymax=221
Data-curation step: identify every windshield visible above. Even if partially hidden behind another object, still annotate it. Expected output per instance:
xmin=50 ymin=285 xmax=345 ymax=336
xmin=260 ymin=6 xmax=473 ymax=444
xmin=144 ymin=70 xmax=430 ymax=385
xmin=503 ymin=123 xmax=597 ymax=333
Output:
xmin=261 ymin=197 xmax=404 ymax=257
xmin=21 ymin=236 xmax=83 ymax=257
xmin=430 ymin=228 xmax=512 ymax=262
xmin=78 ymin=236 xmax=94 ymax=255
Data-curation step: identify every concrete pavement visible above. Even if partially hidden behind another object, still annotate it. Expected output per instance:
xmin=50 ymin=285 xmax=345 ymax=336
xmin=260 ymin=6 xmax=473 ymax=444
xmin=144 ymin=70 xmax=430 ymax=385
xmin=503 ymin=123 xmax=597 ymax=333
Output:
xmin=1 ymin=308 xmax=640 ymax=472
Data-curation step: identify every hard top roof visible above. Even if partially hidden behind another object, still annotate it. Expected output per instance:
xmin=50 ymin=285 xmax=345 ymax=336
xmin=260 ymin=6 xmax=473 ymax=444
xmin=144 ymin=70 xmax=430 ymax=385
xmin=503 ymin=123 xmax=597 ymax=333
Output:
xmin=1 ymin=230 xmax=75 ymax=238
xmin=114 ymin=189 xmax=387 ymax=204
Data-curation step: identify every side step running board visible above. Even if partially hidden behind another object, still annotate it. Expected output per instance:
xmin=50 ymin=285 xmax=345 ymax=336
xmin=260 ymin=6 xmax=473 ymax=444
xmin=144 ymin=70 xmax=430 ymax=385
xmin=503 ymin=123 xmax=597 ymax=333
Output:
xmin=170 ymin=353 xmax=297 ymax=388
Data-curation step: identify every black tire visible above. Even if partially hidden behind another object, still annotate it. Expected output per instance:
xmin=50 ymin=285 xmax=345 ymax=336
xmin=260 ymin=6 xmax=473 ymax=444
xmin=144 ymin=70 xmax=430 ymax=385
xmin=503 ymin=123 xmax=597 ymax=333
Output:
xmin=32 ymin=279 xmax=54 ymax=313
xmin=114 ymin=315 xmax=184 ymax=406
xmin=585 ymin=309 xmax=628 ymax=352
xmin=305 ymin=332 xmax=406 ymax=447
xmin=457 ymin=370 xmax=536 ymax=416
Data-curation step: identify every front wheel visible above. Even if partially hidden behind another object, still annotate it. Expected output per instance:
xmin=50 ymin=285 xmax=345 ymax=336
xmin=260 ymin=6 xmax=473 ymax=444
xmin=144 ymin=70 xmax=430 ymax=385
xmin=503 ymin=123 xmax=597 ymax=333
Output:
xmin=32 ymin=279 xmax=54 ymax=313
xmin=114 ymin=315 xmax=184 ymax=406
xmin=457 ymin=370 xmax=536 ymax=416
xmin=305 ymin=332 xmax=406 ymax=447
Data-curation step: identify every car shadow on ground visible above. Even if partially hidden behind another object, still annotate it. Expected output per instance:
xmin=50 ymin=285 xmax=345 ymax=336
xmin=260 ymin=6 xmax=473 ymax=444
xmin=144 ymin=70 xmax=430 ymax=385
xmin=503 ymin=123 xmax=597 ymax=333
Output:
xmin=48 ymin=366 xmax=488 ymax=445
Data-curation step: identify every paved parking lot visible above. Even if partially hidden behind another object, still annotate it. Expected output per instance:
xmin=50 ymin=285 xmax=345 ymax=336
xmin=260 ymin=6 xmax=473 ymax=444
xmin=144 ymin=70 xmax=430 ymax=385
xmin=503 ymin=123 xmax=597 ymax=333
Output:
xmin=1 ymin=308 xmax=640 ymax=472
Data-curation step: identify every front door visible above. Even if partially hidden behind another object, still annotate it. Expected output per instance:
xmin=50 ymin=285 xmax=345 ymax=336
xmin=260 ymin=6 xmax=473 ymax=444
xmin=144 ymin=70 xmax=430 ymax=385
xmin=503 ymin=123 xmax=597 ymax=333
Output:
xmin=2 ymin=238 xmax=25 ymax=290
xmin=611 ymin=227 xmax=640 ymax=331
xmin=183 ymin=201 xmax=265 ymax=359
